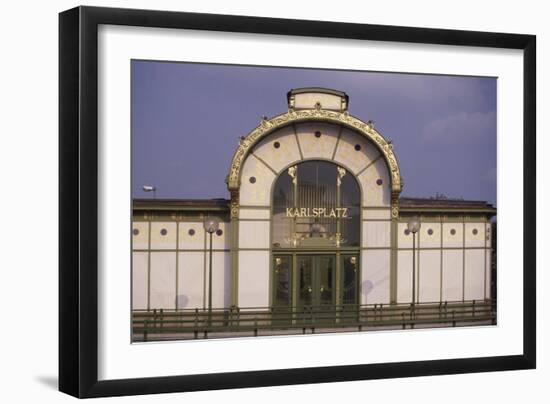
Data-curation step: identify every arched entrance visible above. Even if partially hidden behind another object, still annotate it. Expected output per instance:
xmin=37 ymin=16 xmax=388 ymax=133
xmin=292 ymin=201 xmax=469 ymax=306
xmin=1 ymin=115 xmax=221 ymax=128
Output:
xmin=271 ymin=160 xmax=361 ymax=316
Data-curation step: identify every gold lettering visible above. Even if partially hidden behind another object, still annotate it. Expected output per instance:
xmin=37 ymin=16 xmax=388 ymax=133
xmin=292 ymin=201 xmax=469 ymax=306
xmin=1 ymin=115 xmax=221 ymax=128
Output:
xmin=284 ymin=207 xmax=351 ymax=218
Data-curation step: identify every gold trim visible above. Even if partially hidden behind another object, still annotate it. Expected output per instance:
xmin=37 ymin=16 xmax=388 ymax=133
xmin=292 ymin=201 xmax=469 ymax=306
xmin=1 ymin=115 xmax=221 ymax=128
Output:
xmin=391 ymin=197 xmax=400 ymax=220
xmin=230 ymin=190 xmax=239 ymax=219
xmin=227 ymin=109 xmax=403 ymax=196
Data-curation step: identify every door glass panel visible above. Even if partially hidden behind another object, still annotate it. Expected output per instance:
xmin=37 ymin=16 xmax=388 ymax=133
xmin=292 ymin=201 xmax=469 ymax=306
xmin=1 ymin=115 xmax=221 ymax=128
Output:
xmin=297 ymin=256 xmax=313 ymax=307
xmin=273 ymin=256 xmax=291 ymax=307
xmin=342 ymin=255 xmax=358 ymax=306
xmin=318 ymin=256 xmax=335 ymax=306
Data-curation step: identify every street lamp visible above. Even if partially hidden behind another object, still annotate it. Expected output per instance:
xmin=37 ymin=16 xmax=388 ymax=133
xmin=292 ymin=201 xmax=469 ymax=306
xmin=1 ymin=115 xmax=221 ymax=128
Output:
xmin=142 ymin=185 xmax=156 ymax=199
xmin=203 ymin=216 xmax=220 ymax=326
xmin=407 ymin=216 xmax=421 ymax=308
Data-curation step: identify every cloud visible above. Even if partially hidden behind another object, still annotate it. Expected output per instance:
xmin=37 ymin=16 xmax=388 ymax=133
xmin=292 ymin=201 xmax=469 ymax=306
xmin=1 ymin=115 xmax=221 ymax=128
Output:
xmin=421 ymin=110 xmax=496 ymax=144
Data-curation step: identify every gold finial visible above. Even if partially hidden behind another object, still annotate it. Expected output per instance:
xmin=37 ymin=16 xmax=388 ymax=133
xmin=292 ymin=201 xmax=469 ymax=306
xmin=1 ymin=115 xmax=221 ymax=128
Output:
xmin=337 ymin=166 xmax=346 ymax=186
xmin=288 ymin=165 xmax=298 ymax=185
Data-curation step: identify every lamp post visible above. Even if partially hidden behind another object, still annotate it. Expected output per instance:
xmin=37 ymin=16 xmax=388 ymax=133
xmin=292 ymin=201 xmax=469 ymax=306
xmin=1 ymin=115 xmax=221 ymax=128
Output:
xmin=203 ymin=217 xmax=220 ymax=327
xmin=407 ymin=216 xmax=421 ymax=310
xmin=142 ymin=185 xmax=156 ymax=199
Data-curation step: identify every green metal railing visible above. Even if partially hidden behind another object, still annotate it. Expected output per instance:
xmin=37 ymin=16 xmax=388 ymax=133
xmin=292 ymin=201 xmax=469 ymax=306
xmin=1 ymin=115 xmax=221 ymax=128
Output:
xmin=132 ymin=299 xmax=496 ymax=341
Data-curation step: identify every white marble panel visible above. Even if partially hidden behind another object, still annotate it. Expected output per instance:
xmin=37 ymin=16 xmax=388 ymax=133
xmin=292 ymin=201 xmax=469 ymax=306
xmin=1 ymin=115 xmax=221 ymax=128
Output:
xmin=177 ymin=251 xmax=204 ymax=310
xmin=333 ymin=128 xmax=379 ymax=174
xmin=362 ymin=221 xmax=391 ymax=248
xmin=178 ymin=222 xmax=205 ymax=250
xmin=132 ymin=221 xmax=149 ymax=250
xmin=442 ymin=250 xmax=463 ymax=302
xmin=419 ymin=222 xmax=441 ymax=249
xmin=362 ymin=208 xmax=391 ymax=220
xmin=238 ymin=250 xmax=270 ymax=308
xmin=295 ymin=122 xmax=340 ymax=160
xmin=465 ymin=222 xmax=486 ymax=248
xmin=418 ymin=250 xmax=441 ymax=303
xmin=442 ymin=222 xmax=464 ymax=248
xmin=238 ymin=220 xmax=270 ymax=249
xmin=358 ymin=158 xmax=391 ymax=207
xmin=397 ymin=250 xmax=414 ymax=304
xmin=205 ymin=251 xmax=231 ymax=309
xmin=211 ymin=221 xmax=230 ymax=250
xmin=149 ymin=252 xmax=176 ymax=309
xmin=464 ymin=249 xmax=485 ymax=301
xmin=252 ymin=125 xmax=301 ymax=174
xmin=239 ymin=208 xmax=271 ymax=220
xmin=132 ymin=252 xmax=148 ymax=310
xmin=150 ymin=222 xmax=177 ymax=250
xmin=294 ymin=93 xmax=342 ymax=110
xmin=239 ymin=155 xmax=276 ymax=206
xmin=361 ymin=249 xmax=390 ymax=304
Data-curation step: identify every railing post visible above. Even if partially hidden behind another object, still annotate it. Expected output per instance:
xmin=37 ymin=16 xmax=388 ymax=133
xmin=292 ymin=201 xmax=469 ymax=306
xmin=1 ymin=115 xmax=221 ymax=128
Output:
xmin=194 ymin=308 xmax=198 ymax=339
xmin=202 ymin=308 xmax=208 ymax=339
xmin=144 ymin=320 xmax=148 ymax=342
xmin=472 ymin=300 xmax=476 ymax=317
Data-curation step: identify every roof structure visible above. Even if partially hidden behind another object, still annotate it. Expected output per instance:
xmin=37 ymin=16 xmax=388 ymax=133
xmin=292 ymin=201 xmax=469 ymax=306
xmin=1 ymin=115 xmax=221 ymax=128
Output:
xmin=399 ymin=197 xmax=496 ymax=215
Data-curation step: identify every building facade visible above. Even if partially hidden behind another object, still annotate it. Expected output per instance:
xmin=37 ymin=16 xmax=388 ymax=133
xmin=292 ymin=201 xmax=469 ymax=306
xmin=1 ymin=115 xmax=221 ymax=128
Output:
xmin=132 ymin=88 xmax=496 ymax=340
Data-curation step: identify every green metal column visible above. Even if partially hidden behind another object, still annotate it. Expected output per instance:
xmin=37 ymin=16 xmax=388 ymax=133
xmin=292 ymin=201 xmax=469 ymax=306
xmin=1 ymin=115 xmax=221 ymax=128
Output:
xmin=390 ymin=205 xmax=398 ymax=304
xmin=230 ymin=191 xmax=239 ymax=308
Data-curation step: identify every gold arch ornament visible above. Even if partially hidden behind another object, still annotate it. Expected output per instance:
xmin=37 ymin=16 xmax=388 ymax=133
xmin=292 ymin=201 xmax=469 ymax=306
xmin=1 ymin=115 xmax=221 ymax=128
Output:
xmin=226 ymin=108 xmax=403 ymax=197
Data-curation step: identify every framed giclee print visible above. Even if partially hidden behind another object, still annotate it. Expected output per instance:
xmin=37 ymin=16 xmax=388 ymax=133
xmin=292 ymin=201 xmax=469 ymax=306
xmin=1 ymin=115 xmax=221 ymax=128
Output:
xmin=59 ymin=6 xmax=536 ymax=398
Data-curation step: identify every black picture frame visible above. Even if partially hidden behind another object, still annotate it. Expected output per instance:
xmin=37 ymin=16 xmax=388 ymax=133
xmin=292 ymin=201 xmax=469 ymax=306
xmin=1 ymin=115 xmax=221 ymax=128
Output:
xmin=59 ymin=5 xmax=536 ymax=398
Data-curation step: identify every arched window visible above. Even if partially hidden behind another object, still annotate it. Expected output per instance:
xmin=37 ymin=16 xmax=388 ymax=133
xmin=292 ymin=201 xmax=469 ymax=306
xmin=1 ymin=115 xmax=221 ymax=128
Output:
xmin=272 ymin=160 xmax=361 ymax=249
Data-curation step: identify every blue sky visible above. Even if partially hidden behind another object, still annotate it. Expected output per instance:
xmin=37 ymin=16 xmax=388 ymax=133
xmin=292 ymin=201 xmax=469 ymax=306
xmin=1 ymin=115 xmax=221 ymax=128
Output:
xmin=132 ymin=60 xmax=497 ymax=205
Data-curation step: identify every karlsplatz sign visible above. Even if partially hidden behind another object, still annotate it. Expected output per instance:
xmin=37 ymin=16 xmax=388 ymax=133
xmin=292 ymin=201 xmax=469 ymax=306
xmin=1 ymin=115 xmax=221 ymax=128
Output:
xmin=285 ymin=207 xmax=350 ymax=218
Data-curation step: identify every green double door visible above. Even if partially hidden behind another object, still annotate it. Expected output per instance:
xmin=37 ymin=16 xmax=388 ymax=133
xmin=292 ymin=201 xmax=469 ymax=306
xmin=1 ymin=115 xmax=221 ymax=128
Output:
xmin=272 ymin=253 xmax=359 ymax=316
xmin=296 ymin=255 xmax=336 ymax=308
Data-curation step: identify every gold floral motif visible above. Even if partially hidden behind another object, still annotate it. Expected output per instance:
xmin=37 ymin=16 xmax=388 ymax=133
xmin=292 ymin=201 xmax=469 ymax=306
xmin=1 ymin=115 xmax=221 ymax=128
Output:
xmin=287 ymin=165 xmax=297 ymax=185
xmin=336 ymin=166 xmax=346 ymax=187
xmin=230 ymin=190 xmax=239 ymax=220
xmin=391 ymin=197 xmax=400 ymax=219
xmin=227 ymin=109 xmax=403 ymax=196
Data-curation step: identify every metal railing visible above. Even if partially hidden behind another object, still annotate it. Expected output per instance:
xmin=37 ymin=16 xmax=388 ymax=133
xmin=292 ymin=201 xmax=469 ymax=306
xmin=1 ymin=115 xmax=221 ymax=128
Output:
xmin=132 ymin=299 xmax=496 ymax=341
